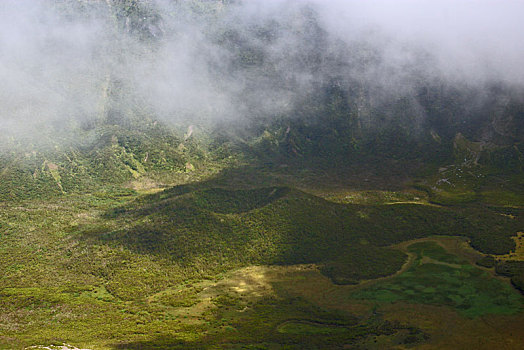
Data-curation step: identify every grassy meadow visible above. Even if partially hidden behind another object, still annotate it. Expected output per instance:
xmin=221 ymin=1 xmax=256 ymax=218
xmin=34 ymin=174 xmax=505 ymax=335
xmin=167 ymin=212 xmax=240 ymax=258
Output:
xmin=0 ymin=159 xmax=523 ymax=349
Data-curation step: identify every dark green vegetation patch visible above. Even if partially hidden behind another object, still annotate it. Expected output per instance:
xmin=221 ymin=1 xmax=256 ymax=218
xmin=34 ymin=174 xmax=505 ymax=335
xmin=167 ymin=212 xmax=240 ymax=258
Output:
xmin=85 ymin=183 xmax=521 ymax=291
xmin=495 ymin=260 xmax=524 ymax=293
xmin=351 ymin=242 xmax=524 ymax=317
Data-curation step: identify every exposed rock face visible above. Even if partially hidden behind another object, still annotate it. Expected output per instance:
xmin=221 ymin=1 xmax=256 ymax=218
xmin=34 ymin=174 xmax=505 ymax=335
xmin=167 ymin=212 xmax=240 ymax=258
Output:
xmin=453 ymin=133 xmax=484 ymax=165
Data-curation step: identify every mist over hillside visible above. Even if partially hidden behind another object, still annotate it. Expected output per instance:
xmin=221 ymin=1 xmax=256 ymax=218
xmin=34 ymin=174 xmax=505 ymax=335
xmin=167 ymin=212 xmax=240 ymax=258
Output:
xmin=0 ymin=0 xmax=522 ymax=201
xmin=1 ymin=0 xmax=523 ymax=144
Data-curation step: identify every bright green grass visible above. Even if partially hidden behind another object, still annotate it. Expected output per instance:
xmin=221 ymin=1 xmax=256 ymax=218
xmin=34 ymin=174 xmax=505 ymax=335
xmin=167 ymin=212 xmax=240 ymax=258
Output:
xmin=351 ymin=242 xmax=523 ymax=318
xmin=407 ymin=241 xmax=464 ymax=265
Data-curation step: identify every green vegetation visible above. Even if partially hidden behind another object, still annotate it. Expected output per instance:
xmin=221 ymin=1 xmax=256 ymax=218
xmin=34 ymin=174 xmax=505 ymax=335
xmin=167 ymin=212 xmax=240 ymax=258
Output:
xmin=476 ymin=255 xmax=496 ymax=268
xmin=114 ymin=294 xmax=425 ymax=349
xmin=320 ymin=244 xmax=407 ymax=285
xmin=0 ymin=3 xmax=523 ymax=348
xmin=0 ymin=160 xmax=522 ymax=348
xmin=495 ymin=260 xmax=524 ymax=293
xmin=277 ymin=321 xmax=346 ymax=335
xmin=0 ymin=114 xmax=236 ymax=201
xmin=86 ymin=182 xmax=521 ymax=285
xmin=351 ymin=242 xmax=523 ymax=317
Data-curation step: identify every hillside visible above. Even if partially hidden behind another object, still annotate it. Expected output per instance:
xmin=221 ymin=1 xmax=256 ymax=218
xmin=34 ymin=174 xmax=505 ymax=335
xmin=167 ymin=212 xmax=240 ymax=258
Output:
xmin=1 ymin=1 xmax=524 ymax=349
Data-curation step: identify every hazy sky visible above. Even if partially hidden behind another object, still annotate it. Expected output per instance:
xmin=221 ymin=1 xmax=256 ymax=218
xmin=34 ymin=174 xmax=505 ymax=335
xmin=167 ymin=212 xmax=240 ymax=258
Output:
xmin=1 ymin=0 xmax=523 ymax=137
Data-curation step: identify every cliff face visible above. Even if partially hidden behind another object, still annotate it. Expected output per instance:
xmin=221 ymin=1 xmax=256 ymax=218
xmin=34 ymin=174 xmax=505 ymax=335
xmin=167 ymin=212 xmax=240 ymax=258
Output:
xmin=103 ymin=0 xmax=524 ymax=153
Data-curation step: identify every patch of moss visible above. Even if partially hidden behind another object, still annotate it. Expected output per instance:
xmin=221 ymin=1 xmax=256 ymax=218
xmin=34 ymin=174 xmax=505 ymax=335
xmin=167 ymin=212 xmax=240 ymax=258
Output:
xmin=320 ymin=244 xmax=407 ymax=285
xmin=351 ymin=242 xmax=523 ymax=317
